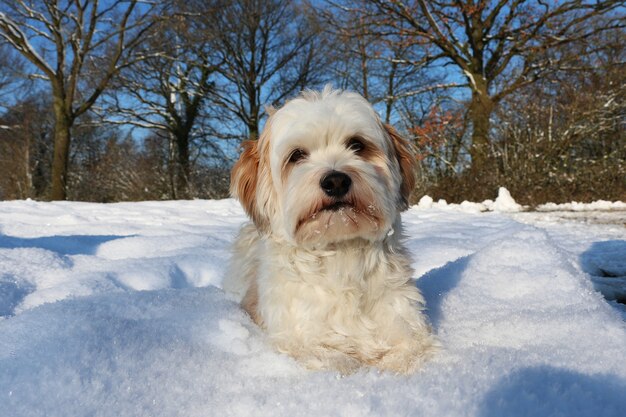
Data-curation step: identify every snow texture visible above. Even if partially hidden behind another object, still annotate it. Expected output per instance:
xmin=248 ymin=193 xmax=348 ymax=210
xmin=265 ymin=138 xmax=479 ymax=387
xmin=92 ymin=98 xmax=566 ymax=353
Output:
xmin=418 ymin=186 xmax=525 ymax=213
xmin=538 ymin=200 xmax=626 ymax=212
xmin=1 ymin=197 xmax=625 ymax=417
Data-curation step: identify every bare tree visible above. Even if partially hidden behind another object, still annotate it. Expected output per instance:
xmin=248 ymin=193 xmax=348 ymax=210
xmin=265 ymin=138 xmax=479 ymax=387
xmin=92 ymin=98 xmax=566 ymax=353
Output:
xmin=104 ymin=5 xmax=223 ymax=199
xmin=491 ymin=26 xmax=626 ymax=204
xmin=198 ymin=0 xmax=328 ymax=140
xmin=323 ymin=4 xmax=461 ymax=126
xmin=0 ymin=96 xmax=53 ymax=199
xmin=0 ymin=0 xmax=166 ymax=200
xmin=0 ymin=45 xmax=30 ymax=117
xmin=348 ymin=0 xmax=624 ymax=176
xmin=0 ymin=47 xmax=12 ymax=116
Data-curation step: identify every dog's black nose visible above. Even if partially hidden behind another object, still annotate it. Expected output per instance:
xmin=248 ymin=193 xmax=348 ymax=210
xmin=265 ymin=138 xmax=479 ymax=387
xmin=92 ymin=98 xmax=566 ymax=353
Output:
xmin=320 ymin=171 xmax=352 ymax=198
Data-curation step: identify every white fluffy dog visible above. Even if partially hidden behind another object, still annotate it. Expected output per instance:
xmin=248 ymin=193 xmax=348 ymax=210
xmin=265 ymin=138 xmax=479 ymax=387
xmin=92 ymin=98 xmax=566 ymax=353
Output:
xmin=224 ymin=87 xmax=437 ymax=374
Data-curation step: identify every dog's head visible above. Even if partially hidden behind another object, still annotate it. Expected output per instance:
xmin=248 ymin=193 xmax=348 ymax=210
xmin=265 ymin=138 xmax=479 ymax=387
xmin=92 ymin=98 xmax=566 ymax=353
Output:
xmin=231 ymin=87 xmax=416 ymax=247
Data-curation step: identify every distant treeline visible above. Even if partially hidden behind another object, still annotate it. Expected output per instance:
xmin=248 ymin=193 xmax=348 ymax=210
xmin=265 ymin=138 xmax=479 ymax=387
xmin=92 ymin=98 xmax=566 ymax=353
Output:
xmin=0 ymin=0 xmax=624 ymax=204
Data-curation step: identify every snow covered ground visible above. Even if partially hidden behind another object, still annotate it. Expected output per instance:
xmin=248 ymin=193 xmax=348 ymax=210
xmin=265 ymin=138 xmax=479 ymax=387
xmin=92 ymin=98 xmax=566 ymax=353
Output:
xmin=1 ymin=196 xmax=625 ymax=417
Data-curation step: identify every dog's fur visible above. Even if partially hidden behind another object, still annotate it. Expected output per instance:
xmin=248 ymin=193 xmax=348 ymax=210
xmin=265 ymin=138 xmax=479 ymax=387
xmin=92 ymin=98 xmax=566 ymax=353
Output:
xmin=224 ymin=87 xmax=437 ymax=374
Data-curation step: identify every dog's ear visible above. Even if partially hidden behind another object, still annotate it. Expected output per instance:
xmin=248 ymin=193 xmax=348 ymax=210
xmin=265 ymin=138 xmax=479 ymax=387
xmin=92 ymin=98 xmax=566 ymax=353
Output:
xmin=384 ymin=124 xmax=417 ymax=210
xmin=231 ymin=140 xmax=266 ymax=228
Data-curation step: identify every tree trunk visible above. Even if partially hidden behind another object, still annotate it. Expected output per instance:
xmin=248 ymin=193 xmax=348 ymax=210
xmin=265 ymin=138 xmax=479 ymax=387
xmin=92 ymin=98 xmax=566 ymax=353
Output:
xmin=468 ymin=79 xmax=495 ymax=173
xmin=247 ymin=93 xmax=260 ymax=141
xmin=50 ymin=99 xmax=72 ymax=201
xmin=23 ymin=129 xmax=33 ymax=198
xmin=167 ymin=137 xmax=178 ymax=200
xmin=176 ymin=132 xmax=190 ymax=198
xmin=384 ymin=60 xmax=397 ymax=124
xmin=359 ymin=38 xmax=369 ymax=101
xmin=247 ymin=119 xmax=259 ymax=141
xmin=246 ymin=79 xmax=260 ymax=140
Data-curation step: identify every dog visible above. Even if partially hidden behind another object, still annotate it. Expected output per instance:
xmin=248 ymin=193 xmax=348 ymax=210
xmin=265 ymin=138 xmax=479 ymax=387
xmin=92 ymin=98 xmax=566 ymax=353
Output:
xmin=224 ymin=87 xmax=437 ymax=374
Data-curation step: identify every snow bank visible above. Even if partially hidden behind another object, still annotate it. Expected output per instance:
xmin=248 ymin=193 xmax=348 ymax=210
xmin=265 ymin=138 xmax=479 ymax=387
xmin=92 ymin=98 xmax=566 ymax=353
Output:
xmin=1 ymin=199 xmax=625 ymax=417
xmin=418 ymin=187 xmax=626 ymax=215
xmin=417 ymin=186 xmax=523 ymax=213
xmin=538 ymin=200 xmax=626 ymax=212
xmin=486 ymin=187 xmax=523 ymax=212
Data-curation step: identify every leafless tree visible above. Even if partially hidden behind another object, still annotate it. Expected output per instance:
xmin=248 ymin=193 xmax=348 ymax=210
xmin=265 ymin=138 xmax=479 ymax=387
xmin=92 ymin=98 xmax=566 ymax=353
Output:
xmin=323 ymin=4 xmax=460 ymax=126
xmin=0 ymin=47 xmax=12 ymax=116
xmin=103 ymin=4 xmax=223 ymax=199
xmin=0 ymin=96 xmax=53 ymax=199
xmin=0 ymin=0 xmax=167 ymax=200
xmin=198 ymin=0 xmax=328 ymax=140
xmin=0 ymin=45 xmax=30 ymax=116
xmin=491 ymin=26 xmax=626 ymax=204
xmin=344 ymin=0 xmax=624 ymax=179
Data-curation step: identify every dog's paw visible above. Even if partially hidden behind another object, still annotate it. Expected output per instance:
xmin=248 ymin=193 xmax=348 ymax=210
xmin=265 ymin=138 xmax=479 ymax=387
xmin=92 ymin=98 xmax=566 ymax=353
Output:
xmin=289 ymin=346 xmax=363 ymax=375
xmin=376 ymin=337 xmax=439 ymax=375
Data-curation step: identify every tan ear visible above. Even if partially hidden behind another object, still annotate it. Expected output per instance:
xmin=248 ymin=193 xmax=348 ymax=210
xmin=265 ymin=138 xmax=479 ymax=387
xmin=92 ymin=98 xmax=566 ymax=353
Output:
xmin=384 ymin=124 xmax=417 ymax=210
xmin=231 ymin=140 xmax=265 ymax=227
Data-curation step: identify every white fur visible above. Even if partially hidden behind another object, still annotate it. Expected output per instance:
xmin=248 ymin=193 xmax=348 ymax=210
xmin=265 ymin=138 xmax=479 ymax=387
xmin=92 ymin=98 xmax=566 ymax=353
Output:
xmin=224 ymin=87 xmax=438 ymax=374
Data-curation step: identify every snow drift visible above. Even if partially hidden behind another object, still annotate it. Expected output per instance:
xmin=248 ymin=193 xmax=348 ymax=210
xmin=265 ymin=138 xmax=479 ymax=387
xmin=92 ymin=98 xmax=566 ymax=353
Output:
xmin=1 ymin=197 xmax=625 ymax=417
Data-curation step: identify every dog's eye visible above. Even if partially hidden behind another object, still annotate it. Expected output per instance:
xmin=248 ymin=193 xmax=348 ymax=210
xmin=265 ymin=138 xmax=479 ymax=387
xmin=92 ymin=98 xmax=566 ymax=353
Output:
xmin=288 ymin=148 xmax=307 ymax=164
xmin=347 ymin=137 xmax=366 ymax=153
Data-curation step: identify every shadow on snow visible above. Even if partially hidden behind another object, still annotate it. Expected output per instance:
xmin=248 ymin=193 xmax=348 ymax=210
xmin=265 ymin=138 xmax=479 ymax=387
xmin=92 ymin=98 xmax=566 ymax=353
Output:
xmin=0 ymin=233 xmax=132 ymax=317
xmin=416 ymin=255 xmax=471 ymax=330
xmin=478 ymin=365 xmax=626 ymax=417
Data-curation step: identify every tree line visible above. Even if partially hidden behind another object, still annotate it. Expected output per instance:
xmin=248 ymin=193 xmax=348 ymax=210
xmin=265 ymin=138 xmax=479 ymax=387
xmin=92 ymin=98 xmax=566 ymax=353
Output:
xmin=1 ymin=0 xmax=624 ymax=204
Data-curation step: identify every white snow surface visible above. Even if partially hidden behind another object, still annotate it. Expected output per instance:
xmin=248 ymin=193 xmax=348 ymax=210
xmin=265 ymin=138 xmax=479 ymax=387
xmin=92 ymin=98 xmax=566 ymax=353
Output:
xmin=1 ymin=198 xmax=625 ymax=417
xmin=417 ymin=187 xmax=525 ymax=213
xmin=538 ymin=200 xmax=626 ymax=212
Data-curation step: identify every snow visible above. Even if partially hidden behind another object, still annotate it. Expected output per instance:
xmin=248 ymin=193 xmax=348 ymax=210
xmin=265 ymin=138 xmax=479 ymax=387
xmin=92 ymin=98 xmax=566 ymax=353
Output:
xmin=486 ymin=186 xmax=524 ymax=212
xmin=418 ymin=187 xmax=524 ymax=213
xmin=417 ymin=188 xmax=626 ymax=216
xmin=417 ymin=187 xmax=524 ymax=213
xmin=538 ymin=200 xmax=626 ymax=212
xmin=1 ymin=196 xmax=625 ymax=417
